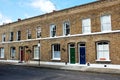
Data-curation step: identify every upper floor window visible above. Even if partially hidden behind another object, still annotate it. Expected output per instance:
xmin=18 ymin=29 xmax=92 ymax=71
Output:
xmin=27 ymin=29 xmax=31 ymax=39
xmin=96 ymin=41 xmax=110 ymax=61
xmin=63 ymin=21 xmax=70 ymax=36
xmin=101 ymin=15 xmax=111 ymax=32
xmin=9 ymin=32 xmax=14 ymax=41
xmin=50 ymin=24 xmax=56 ymax=37
xmin=17 ymin=31 xmax=21 ymax=41
xmin=52 ymin=44 xmax=61 ymax=60
xmin=82 ymin=18 xmax=91 ymax=34
xmin=36 ymin=27 xmax=41 ymax=38
xmin=2 ymin=33 xmax=6 ymax=42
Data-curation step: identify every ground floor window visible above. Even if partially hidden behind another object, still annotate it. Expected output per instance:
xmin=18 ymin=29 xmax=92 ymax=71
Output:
xmin=52 ymin=44 xmax=61 ymax=60
xmin=10 ymin=47 xmax=16 ymax=59
xmin=96 ymin=41 xmax=110 ymax=61
xmin=33 ymin=46 xmax=40 ymax=59
xmin=0 ymin=48 xmax=4 ymax=58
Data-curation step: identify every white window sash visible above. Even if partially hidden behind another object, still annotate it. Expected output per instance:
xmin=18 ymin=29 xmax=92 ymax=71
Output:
xmin=82 ymin=18 xmax=91 ymax=34
xmin=101 ymin=15 xmax=111 ymax=32
xmin=34 ymin=46 xmax=39 ymax=59
xmin=0 ymin=48 xmax=4 ymax=58
xmin=97 ymin=42 xmax=110 ymax=61
xmin=2 ymin=34 xmax=5 ymax=42
xmin=50 ymin=25 xmax=56 ymax=37
xmin=63 ymin=22 xmax=70 ymax=35
xmin=11 ymin=48 xmax=16 ymax=58
xmin=36 ymin=27 xmax=41 ymax=38
xmin=52 ymin=45 xmax=60 ymax=60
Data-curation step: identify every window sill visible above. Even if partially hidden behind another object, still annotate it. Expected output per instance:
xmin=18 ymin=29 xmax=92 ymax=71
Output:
xmin=33 ymin=58 xmax=40 ymax=60
xmin=51 ymin=58 xmax=61 ymax=61
xmin=33 ymin=58 xmax=40 ymax=61
xmin=96 ymin=60 xmax=111 ymax=62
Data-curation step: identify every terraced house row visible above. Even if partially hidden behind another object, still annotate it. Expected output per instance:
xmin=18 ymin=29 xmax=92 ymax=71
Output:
xmin=0 ymin=0 xmax=120 ymax=65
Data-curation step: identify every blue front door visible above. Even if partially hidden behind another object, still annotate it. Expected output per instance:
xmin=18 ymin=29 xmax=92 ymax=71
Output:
xmin=80 ymin=47 xmax=86 ymax=64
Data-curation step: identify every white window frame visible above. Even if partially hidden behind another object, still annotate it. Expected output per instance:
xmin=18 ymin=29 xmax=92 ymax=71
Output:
xmin=36 ymin=27 xmax=41 ymax=38
xmin=33 ymin=46 xmax=40 ymax=59
xmin=52 ymin=44 xmax=61 ymax=60
xmin=50 ymin=24 xmax=56 ymax=37
xmin=82 ymin=18 xmax=91 ymax=34
xmin=0 ymin=48 xmax=4 ymax=58
xmin=96 ymin=41 xmax=110 ymax=61
xmin=9 ymin=32 xmax=13 ymax=41
xmin=27 ymin=29 xmax=31 ymax=39
xmin=17 ymin=31 xmax=21 ymax=41
xmin=101 ymin=15 xmax=112 ymax=32
xmin=2 ymin=33 xmax=6 ymax=42
xmin=10 ymin=47 xmax=16 ymax=59
xmin=63 ymin=21 xmax=70 ymax=36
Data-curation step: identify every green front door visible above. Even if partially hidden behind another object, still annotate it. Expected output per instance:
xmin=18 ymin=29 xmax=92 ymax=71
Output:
xmin=70 ymin=48 xmax=75 ymax=64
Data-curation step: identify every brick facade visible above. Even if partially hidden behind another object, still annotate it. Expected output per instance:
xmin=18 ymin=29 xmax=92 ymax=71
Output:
xmin=0 ymin=0 xmax=120 ymax=64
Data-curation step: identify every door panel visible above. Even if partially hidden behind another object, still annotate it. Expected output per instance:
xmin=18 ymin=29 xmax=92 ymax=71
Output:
xmin=70 ymin=48 xmax=75 ymax=64
xmin=80 ymin=47 xmax=86 ymax=64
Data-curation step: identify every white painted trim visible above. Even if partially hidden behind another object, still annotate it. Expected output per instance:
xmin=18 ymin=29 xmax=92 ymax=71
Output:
xmin=68 ymin=44 xmax=70 ymax=64
xmin=96 ymin=60 xmax=111 ymax=62
xmin=0 ymin=30 xmax=120 ymax=44
xmin=51 ymin=58 xmax=61 ymax=60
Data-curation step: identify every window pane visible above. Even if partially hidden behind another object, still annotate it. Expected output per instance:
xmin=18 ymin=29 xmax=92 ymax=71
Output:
xmin=80 ymin=43 xmax=85 ymax=47
xmin=54 ymin=51 xmax=60 ymax=58
xmin=98 ymin=45 xmax=103 ymax=50
xmin=103 ymin=44 xmax=109 ymax=50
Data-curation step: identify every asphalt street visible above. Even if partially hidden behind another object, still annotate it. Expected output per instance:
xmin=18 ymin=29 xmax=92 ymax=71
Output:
xmin=0 ymin=64 xmax=120 ymax=80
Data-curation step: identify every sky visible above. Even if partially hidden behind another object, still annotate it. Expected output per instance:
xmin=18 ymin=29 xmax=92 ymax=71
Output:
xmin=0 ymin=0 xmax=97 ymax=25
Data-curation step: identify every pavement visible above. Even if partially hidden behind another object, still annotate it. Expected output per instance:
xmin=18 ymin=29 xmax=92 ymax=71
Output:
xmin=0 ymin=60 xmax=120 ymax=74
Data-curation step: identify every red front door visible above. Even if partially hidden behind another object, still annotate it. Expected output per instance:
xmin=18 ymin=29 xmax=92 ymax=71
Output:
xmin=20 ymin=47 xmax=24 ymax=62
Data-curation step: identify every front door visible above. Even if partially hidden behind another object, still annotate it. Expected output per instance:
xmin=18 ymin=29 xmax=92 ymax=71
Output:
xmin=20 ymin=47 xmax=24 ymax=62
xmin=79 ymin=43 xmax=86 ymax=64
xmin=69 ymin=44 xmax=75 ymax=64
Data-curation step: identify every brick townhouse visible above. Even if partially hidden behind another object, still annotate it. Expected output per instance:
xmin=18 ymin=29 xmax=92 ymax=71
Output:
xmin=0 ymin=0 xmax=120 ymax=65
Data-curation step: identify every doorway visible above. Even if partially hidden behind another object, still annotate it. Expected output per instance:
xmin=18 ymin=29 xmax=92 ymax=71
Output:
xmin=79 ymin=43 xmax=86 ymax=64
xmin=69 ymin=44 xmax=75 ymax=64
xmin=19 ymin=47 xmax=24 ymax=62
